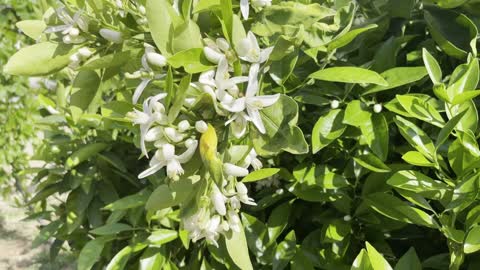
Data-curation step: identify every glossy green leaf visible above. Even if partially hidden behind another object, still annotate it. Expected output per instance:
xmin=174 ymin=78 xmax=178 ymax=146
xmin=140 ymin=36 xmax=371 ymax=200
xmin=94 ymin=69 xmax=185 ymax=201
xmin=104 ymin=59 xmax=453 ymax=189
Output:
xmin=106 ymin=245 xmax=133 ymax=270
xmin=394 ymin=247 xmax=422 ymax=270
xmin=70 ymin=70 xmax=101 ymax=113
xmin=351 ymin=249 xmax=373 ymax=270
xmin=146 ymin=0 xmax=181 ymax=56
xmin=167 ymin=48 xmax=214 ymax=73
xmin=311 ymin=109 xmax=346 ymax=154
xmin=401 ymin=151 xmax=435 ymax=167
xmin=328 ymin=24 xmax=377 ymax=51
xmin=139 ymin=247 xmax=166 ymax=270
xmin=242 ymin=168 xmax=280 ymax=182
xmin=147 ymin=229 xmax=179 ymax=245
xmin=4 ymin=42 xmax=73 ymax=76
xmin=354 ymin=153 xmax=391 ymax=173
xmin=273 ymin=231 xmax=296 ymax=270
xmin=363 ymin=67 xmax=428 ymax=95
xmin=386 ymin=170 xmax=449 ymax=199
xmin=464 ymin=226 xmax=480 ymax=254
xmin=145 ymin=176 xmax=196 ymax=211
xmin=90 ymin=223 xmax=133 ymax=235
xmin=225 ymin=225 xmax=254 ymax=270
xmin=172 ymin=20 xmax=203 ymax=53
xmin=16 ymin=20 xmax=46 ymax=40
xmin=104 ymin=189 xmax=151 ymax=211
xmin=366 ymin=242 xmax=393 ymax=270
xmin=78 ymin=236 xmax=113 ymax=270
xmin=422 ymin=48 xmax=442 ymax=85
xmin=394 ymin=116 xmax=435 ymax=160
xmin=309 ymin=67 xmax=388 ymax=86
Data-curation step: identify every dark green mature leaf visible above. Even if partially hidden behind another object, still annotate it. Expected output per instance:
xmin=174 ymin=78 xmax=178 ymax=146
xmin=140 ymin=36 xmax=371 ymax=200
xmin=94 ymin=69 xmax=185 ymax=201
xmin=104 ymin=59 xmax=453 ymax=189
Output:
xmin=147 ymin=229 xmax=178 ymax=245
xmin=424 ymin=6 xmax=478 ymax=59
xmin=70 ymin=70 xmax=101 ymax=112
xmin=309 ymin=67 xmax=388 ymax=86
xmin=311 ymin=109 xmax=346 ymax=154
xmin=90 ymin=223 xmax=133 ymax=235
xmin=387 ymin=170 xmax=449 ymax=199
xmin=106 ymin=245 xmax=133 ymax=270
xmin=104 ymin=189 xmax=151 ymax=211
xmin=32 ymin=219 xmax=62 ymax=248
xmin=268 ymin=201 xmax=292 ymax=242
xmin=251 ymin=95 xmax=308 ymax=155
xmin=139 ymin=247 xmax=166 ymax=270
xmin=365 ymin=193 xmax=439 ymax=228
xmin=145 ymin=176 xmax=196 ymax=211
xmin=328 ymin=24 xmax=377 ymax=51
xmin=4 ymin=42 xmax=73 ymax=76
xmin=78 ymin=236 xmax=114 ymax=270
xmin=81 ymin=51 xmax=131 ymax=70
xmin=363 ymin=67 xmax=428 ymax=95
xmin=66 ymin=143 xmax=108 ymax=169
xmin=273 ymin=231 xmax=296 ymax=270
xmin=396 ymin=94 xmax=445 ymax=127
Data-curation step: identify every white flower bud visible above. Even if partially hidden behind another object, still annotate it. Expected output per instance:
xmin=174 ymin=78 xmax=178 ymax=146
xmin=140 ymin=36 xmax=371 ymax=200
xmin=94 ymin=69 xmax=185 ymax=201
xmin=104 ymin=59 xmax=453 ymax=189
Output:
xmin=99 ymin=28 xmax=123 ymax=44
xmin=216 ymin=38 xmax=230 ymax=52
xmin=138 ymin=5 xmax=146 ymax=14
xmin=211 ymin=185 xmax=227 ymax=215
xmin=195 ymin=121 xmax=208 ymax=133
xmin=43 ymin=79 xmax=58 ymax=90
xmin=164 ymin=127 xmax=184 ymax=142
xmin=146 ymin=52 xmax=167 ymax=67
xmin=373 ymin=103 xmax=383 ymax=113
xmin=236 ymin=182 xmax=249 ymax=195
xmin=28 ymin=77 xmax=42 ymax=90
xmin=224 ymin=163 xmax=249 ymax=177
xmin=78 ymin=47 xmax=93 ymax=58
xmin=69 ymin=27 xmax=80 ymax=37
xmin=251 ymin=0 xmax=272 ymax=8
xmin=203 ymin=47 xmax=224 ymax=64
xmin=63 ymin=35 xmax=72 ymax=44
xmin=116 ymin=0 xmax=123 ymax=8
xmin=69 ymin=53 xmax=80 ymax=63
xmin=343 ymin=215 xmax=352 ymax=221
xmin=178 ymin=120 xmax=190 ymax=132
xmin=330 ymin=99 xmax=340 ymax=109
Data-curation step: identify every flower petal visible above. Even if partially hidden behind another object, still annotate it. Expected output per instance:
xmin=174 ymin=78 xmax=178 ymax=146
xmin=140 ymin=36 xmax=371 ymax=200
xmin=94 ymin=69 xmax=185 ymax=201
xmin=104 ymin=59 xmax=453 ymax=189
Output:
xmin=240 ymin=0 xmax=249 ymax=20
xmin=247 ymin=106 xmax=266 ymax=134
xmin=177 ymin=140 xmax=198 ymax=163
xmin=231 ymin=114 xmax=248 ymax=138
xmin=224 ymin=163 xmax=249 ymax=177
xmin=132 ymin=79 xmax=152 ymax=104
xmin=138 ymin=161 xmax=165 ymax=179
xmin=245 ymin=63 xmax=260 ymax=97
xmin=259 ymin=46 xmax=274 ymax=63
xmin=248 ymin=94 xmax=280 ymax=108
xmin=222 ymin=97 xmax=246 ymax=112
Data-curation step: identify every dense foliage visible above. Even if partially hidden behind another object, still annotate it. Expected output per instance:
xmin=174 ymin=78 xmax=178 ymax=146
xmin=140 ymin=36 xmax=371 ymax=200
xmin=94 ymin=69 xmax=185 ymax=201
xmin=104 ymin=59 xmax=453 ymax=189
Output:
xmin=4 ymin=0 xmax=480 ymax=269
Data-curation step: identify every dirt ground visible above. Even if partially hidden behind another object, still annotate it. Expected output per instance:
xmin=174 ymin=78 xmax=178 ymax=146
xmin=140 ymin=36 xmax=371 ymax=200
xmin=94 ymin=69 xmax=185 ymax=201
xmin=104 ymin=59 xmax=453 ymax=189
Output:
xmin=0 ymin=200 xmax=75 ymax=270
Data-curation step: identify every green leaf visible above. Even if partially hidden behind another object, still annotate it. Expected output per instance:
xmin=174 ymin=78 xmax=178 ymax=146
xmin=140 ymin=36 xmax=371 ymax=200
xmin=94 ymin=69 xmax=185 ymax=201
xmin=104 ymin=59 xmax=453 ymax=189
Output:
xmin=145 ymin=176 xmax=196 ymax=211
xmin=242 ymin=168 xmax=280 ymax=182
xmin=328 ymin=24 xmax=377 ymax=51
xmin=90 ymin=223 xmax=133 ymax=235
xmin=65 ymin=188 xmax=95 ymax=233
xmin=464 ymin=226 xmax=480 ymax=254
xmin=268 ymin=201 xmax=292 ymax=242
xmin=354 ymin=153 xmax=391 ymax=173
xmin=309 ymin=67 xmax=388 ymax=86
xmin=104 ymin=189 xmax=151 ymax=211
xmin=311 ymin=109 xmax=346 ymax=154
xmin=435 ymin=109 xmax=468 ymax=150
xmin=424 ymin=6 xmax=478 ymax=59
xmin=343 ymin=100 xmax=372 ymax=127
xmin=70 ymin=70 xmax=101 ymax=113
xmin=446 ymin=100 xmax=478 ymax=133
xmin=147 ymin=229 xmax=179 ymax=245
xmin=396 ymin=94 xmax=445 ymax=127
xmin=365 ymin=192 xmax=439 ymax=228
xmin=106 ymin=246 xmax=133 ymax=270
xmin=78 ymin=236 xmax=113 ymax=270
xmin=363 ymin=67 xmax=428 ymax=95
xmin=146 ymin=0 xmax=181 ymax=56
xmin=81 ymin=51 xmax=131 ymax=70
xmin=402 ymin=151 xmax=435 ymax=167
xmin=451 ymin=90 xmax=480 ymax=105
xmin=193 ymin=0 xmax=221 ymax=13
xmin=447 ymin=58 xmax=479 ymax=98
xmin=394 ymin=116 xmax=435 ymax=160
xmin=32 ymin=219 xmax=62 ymax=248
xmin=167 ymin=48 xmax=214 ymax=73
xmin=386 ymin=170 xmax=449 ymax=199
xmin=422 ymin=48 xmax=442 ymax=85
xmin=139 ymin=247 xmax=166 ymax=270
xmin=366 ymin=242 xmax=393 ymax=270
xmin=351 ymin=249 xmax=373 ymax=270
xmin=66 ymin=143 xmax=108 ymax=169
xmin=172 ymin=20 xmax=204 ymax=53
xmin=394 ymin=247 xmax=422 ymax=270
xmin=4 ymin=42 xmax=73 ymax=76
xmin=272 ymin=231 xmax=296 ymax=270
xmin=16 ymin=20 xmax=46 ymax=40
xmin=168 ymin=74 xmax=191 ymax=123
xmin=225 ymin=225 xmax=254 ymax=270
xmin=250 ymin=95 xmax=309 ymax=156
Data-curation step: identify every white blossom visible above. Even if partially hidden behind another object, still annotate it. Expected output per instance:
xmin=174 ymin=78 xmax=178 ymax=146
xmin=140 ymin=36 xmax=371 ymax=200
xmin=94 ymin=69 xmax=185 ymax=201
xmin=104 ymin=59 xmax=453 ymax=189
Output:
xmin=45 ymin=6 xmax=88 ymax=44
xmin=223 ymin=163 xmax=249 ymax=177
xmin=236 ymin=31 xmax=273 ymax=64
xmin=211 ymin=185 xmax=227 ymax=215
xmin=235 ymin=182 xmax=256 ymax=205
xmin=373 ymin=103 xmax=383 ymax=113
xmin=223 ymin=63 xmax=279 ymax=137
xmin=203 ymin=38 xmax=230 ymax=64
xmin=195 ymin=120 xmax=208 ymax=133
xmin=138 ymin=140 xmax=198 ymax=179
xmin=331 ymin=99 xmax=340 ymax=109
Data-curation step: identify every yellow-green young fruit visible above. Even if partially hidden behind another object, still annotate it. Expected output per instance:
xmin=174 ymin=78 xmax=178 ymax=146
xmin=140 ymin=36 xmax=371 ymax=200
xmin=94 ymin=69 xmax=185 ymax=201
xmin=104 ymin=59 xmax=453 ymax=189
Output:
xmin=199 ymin=124 xmax=223 ymax=184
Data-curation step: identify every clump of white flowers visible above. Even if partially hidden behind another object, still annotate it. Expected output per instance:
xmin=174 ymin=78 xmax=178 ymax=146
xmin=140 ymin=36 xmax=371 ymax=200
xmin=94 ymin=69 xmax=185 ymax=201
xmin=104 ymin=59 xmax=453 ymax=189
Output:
xmin=45 ymin=5 xmax=89 ymax=44
xmin=127 ymin=30 xmax=275 ymax=246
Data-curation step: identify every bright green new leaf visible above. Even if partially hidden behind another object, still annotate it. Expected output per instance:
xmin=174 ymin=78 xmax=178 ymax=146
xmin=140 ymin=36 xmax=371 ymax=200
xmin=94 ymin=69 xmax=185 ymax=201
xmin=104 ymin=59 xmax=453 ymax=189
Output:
xmin=106 ymin=245 xmax=133 ymax=270
xmin=242 ymin=168 xmax=280 ymax=182
xmin=147 ymin=229 xmax=179 ymax=245
xmin=146 ymin=0 xmax=181 ymax=56
xmin=354 ymin=153 xmax=391 ymax=173
xmin=16 ymin=20 xmax=46 ymax=40
xmin=312 ymin=109 xmax=346 ymax=154
xmin=225 ymin=226 xmax=254 ymax=270
xmin=422 ymin=48 xmax=442 ymax=85
xmin=167 ymin=48 xmax=214 ymax=73
xmin=145 ymin=177 xmax=196 ymax=211
xmin=363 ymin=67 xmax=428 ymax=95
xmin=78 ymin=237 xmax=113 ymax=270
xmin=394 ymin=247 xmax=422 ymax=270
xmin=366 ymin=242 xmax=393 ymax=270
xmin=464 ymin=226 xmax=480 ymax=254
